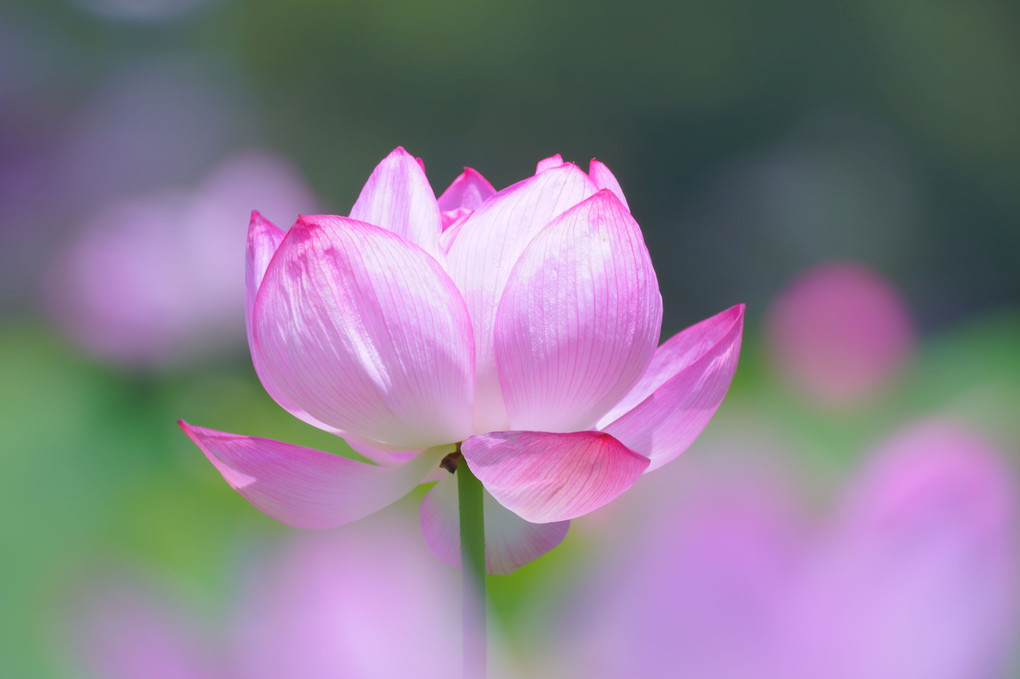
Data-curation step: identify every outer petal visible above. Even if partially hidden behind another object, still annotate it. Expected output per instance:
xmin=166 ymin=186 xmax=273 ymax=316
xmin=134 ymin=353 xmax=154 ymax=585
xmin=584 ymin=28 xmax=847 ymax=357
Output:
xmin=252 ymin=215 xmax=474 ymax=449
xmin=535 ymin=154 xmax=565 ymax=173
xmin=588 ymin=158 xmax=629 ymax=211
xmin=446 ymin=164 xmax=598 ymax=432
xmin=245 ymin=215 xmax=440 ymax=457
xmin=461 ymin=430 xmax=650 ymax=523
xmin=495 ymin=190 xmax=662 ymax=432
xmin=437 ymin=167 xmax=496 ymax=230
xmin=600 ymin=305 xmax=744 ymax=472
xmin=349 ymin=147 xmax=443 ymax=260
xmin=245 ymin=210 xmax=286 ymax=333
xmin=245 ymin=211 xmax=349 ymax=436
xmin=419 ymin=473 xmax=570 ymax=574
xmin=179 ymin=421 xmax=440 ymax=529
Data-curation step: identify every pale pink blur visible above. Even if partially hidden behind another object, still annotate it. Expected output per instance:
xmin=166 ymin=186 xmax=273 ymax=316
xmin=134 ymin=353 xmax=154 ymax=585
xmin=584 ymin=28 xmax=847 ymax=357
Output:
xmin=552 ymin=419 xmax=1019 ymax=679
xmin=65 ymin=511 xmax=472 ymax=679
xmin=781 ymin=422 xmax=1019 ymax=679
xmin=67 ymin=581 xmax=221 ymax=679
xmin=767 ymin=261 xmax=915 ymax=406
xmin=44 ymin=152 xmax=316 ymax=367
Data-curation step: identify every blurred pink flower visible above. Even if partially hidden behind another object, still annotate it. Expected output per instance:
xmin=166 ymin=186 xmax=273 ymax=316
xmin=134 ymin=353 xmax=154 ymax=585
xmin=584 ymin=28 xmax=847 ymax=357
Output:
xmin=66 ymin=515 xmax=470 ymax=679
xmin=781 ymin=422 xmax=1019 ymax=679
xmin=69 ymin=581 xmax=220 ymax=679
xmin=181 ymin=147 xmax=743 ymax=573
xmin=553 ymin=420 xmax=1019 ymax=678
xmin=45 ymin=152 xmax=317 ymax=367
xmin=552 ymin=463 xmax=803 ymax=679
xmin=766 ymin=261 xmax=914 ymax=406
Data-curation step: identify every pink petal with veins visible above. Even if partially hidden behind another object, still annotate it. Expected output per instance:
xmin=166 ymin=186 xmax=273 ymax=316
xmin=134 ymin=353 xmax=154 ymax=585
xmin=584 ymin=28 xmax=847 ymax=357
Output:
xmin=437 ymin=167 xmax=497 ymax=230
xmin=180 ymin=421 xmax=438 ymax=529
xmin=588 ymin=158 xmax=629 ymax=211
xmin=446 ymin=164 xmax=598 ymax=432
xmin=535 ymin=154 xmax=565 ymax=173
xmin=349 ymin=147 xmax=443 ymax=260
xmin=251 ymin=215 xmax=474 ymax=449
xmin=600 ymin=305 xmax=744 ymax=472
xmin=245 ymin=211 xmax=344 ymax=436
xmin=462 ymin=430 xmax=649 ymax=523
xmin=495 ymin=190 xmax=661 ymax=432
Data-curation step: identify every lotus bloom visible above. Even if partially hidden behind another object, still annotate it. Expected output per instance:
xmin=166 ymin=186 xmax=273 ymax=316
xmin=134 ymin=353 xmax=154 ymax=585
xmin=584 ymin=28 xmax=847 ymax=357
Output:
xmin=180 ymin=148 xmax=744 ymax=573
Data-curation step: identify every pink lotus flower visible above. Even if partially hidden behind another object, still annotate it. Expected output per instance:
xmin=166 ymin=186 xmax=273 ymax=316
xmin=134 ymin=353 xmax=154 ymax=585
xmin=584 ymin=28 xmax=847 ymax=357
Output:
xmin=180 ymin=148 xmax=744 ymax=573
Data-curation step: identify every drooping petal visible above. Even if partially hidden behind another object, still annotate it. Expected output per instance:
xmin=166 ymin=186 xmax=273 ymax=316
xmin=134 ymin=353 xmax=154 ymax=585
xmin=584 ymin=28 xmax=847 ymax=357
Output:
xmin=349 ymin=147 xmax=443 ymax=260
xmin=535 ymin=154 xmax=565 ymax=173
xmin=588 ymin=158 xmax=629 ymax=211
xmin=179 ymin=421 xmax=440 ymax=529
xmin=437 ymin=167 xmax=497 ymax=230
xmin=446 ymin=164 xmax=599 ymax=432
xmin=461 ymin=430 xmax=650 ymax=523
xmin=252 ymin=215 xmax=475 ymax=449
xmin=495 ymin=190 xmax=662 ymax=432
xmin=600 ymin=305 xmax=744 ymax=472
xmin=419 ymin=473 xmax=570 ymax=574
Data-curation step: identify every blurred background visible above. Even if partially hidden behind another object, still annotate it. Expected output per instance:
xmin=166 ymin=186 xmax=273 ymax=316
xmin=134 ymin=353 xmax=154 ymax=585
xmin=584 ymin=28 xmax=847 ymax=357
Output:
xmin=1 ymin=0 xmax=1018 ymax=677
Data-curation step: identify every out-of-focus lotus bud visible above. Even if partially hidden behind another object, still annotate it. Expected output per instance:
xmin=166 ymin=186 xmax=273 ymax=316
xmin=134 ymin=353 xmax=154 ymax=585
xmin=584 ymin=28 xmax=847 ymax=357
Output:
xmin=766 ymin=261 xmax=914 ymax=407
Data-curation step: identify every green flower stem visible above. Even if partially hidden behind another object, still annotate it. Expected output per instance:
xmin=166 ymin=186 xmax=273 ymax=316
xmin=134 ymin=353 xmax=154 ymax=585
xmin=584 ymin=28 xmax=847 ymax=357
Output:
xmin=457 ymin=455 xmax=487 ymax=679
